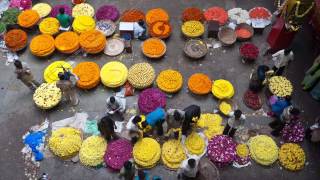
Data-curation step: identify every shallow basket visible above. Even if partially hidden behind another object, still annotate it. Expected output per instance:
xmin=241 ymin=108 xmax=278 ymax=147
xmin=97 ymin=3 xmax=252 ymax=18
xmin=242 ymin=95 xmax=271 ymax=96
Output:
xmin=218 ymin=27 xmax=236 ymax=46
xmin=235 ymin=23 xmax=254 ymax=41
xmin=184 ymin=39 xmax=208 ymax=59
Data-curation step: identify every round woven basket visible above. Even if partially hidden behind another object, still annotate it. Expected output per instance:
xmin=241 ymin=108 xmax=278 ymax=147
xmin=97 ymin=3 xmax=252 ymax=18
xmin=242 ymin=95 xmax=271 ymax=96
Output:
xmin=104 ymin=38 xmax=124 ymax=56
xmin=235 ymin=23 xmax=254 ymax=41
xmin=184 ymin=39 xmax=208 ymax=59
xmin=218 ymin=27 xmax=236 ymax=46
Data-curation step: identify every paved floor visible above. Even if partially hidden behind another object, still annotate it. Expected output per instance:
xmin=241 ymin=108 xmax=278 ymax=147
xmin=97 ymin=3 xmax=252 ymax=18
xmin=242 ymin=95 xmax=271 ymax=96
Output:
xmin=0 ymin=0 xmax=319 ymax=180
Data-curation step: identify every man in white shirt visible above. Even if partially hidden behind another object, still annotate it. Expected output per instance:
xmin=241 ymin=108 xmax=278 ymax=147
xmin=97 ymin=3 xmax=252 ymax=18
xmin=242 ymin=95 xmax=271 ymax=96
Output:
xmin=106 ymin=96 xmax=126 ymax=115
xmin=223 ymin=110 xmax=246 ymax=138
xmin=177 ymin=155 xmax=201 ymax=179
xmin=126 ymin=115 xmax=142 ymax=144
xmin=271 ymin=48 xmax=294 ymax=75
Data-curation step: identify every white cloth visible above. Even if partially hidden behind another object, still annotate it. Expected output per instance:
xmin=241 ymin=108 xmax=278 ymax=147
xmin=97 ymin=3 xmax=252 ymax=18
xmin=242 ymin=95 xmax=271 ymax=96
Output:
xmin=178 ymin=155 xmax=201 ymax=178
xmin=227 ymin=112 xmax=246 ymax=129
xmin=126 ymin=116 xmax=139 ymax=132
xmin=133 ymin=22 xmax=144 ymax=39
xmin=51 ymin=112 xmax=88 ymax=131
xmin=272 ymin=50 xmax=294 ymax=68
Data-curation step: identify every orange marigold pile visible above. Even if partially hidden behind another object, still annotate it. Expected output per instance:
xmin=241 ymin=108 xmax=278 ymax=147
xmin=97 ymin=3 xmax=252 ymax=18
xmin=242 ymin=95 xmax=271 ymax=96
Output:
xmin=18 ymin=10 xmax=40 ymax=28
xmin=55 ymin=32 xmax=80 ymax=54
xmin=188 ymin=73 xmax=212 ymax=95
xmin=79 ymin=30 xmax=106 ymax=54
xmin=73 ymin=62 xmax=100 ymax=89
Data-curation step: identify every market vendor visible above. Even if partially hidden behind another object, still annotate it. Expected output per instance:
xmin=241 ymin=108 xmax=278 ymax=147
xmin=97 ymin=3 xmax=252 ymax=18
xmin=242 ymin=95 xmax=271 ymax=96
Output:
xmin=106 ymin=96 xmax=126 ymax=116
xmin=56 ymin=72 xmax=79 ymax=106
xmin=13 ymin=60 xmax=40 ymax=91
xmin=177 ymin=155 xmax=201 ymax=179
xmin=98 ymin=116 xmax=117 ymax=141
xmin=223 ymin=110 xmax=246 ymax=138
xmin=133 ymin=19 xmax=147 ymax=40
xmin=271 ymin=48 xmax=294 ymax=75
xmin=141 ymin=107 xmax=166 ymax=136
xmin=56 ymin=8 xmax=72 ymax=31
xmin=182 ymin=105 xmax=201 ymax=136
xmin=119 ymin=159 xmax=136 ymax=180
xmin=249 ymin=65 xmax=270 ymax=92
xmin=306 ymin=116 xmax=320 ymax=142
xmin=126 ymin=115 xmax=143 ymax=144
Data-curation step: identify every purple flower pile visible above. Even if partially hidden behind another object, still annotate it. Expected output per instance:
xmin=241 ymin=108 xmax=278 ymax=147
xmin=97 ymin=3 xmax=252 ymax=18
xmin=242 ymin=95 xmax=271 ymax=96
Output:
xmin=50 ymin=4 xmax=72 ymax=17
xmin=234 ymin=154 xmax=250 ymax=165
xmin=138 ymin=88 xmax=166 ymax=114
xmin=104 ymin=139 xmax=133 ymax=170
xmin=95 ymin=5 xmax=120 ymax=21
xmin=207 ymin=135 xmax=237 ymax=167
xmin=281 ymin=121 xmax=305 ymax=143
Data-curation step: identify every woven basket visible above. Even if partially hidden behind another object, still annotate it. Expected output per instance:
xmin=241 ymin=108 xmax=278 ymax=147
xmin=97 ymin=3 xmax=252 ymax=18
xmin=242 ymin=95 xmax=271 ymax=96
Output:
xmin=218 ymin=27 xmax=236 ymax=46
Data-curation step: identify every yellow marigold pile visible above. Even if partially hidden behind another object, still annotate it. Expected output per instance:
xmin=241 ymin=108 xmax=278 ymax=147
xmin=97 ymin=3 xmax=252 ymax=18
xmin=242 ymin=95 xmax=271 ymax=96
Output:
xmin=185 ymin=132 xmax=205 ymax=155
xmin=43 ymin=61 xmax=73 ymax=83
xmin=32 ymin=3 xmax=52 ymax=18
xmin=39 ymin=17 xmax=60 ymax=35
xmin=219 ymin=101 xmax=232 ymax=115
xmin=269 ymin=76 xmax=293 ymax=97
xmin=79 ymin=136 xmax=107 ymax=167
xmin=181 ymin=20 xmax=205 ymax=38
xmin=79 ymin=30 xmax=106 ymax=54
xmin=72 ymin=16 xmax=96 ymax=34
xmin=156 ymin=69 xmax=183 ymax=93
xmin=212 ymin=79 xmax=235 ymax=99
xmin=236 ymin=144 xmax=250 ymax=158
xmin=128 ymin=63 xmax=155 ymax=89
xmin=133 ymin=138 xmax=161 ymax=168
xmin=279 ymin=143 xmax=305 ymax=171
xmin=196 ymin=113 xmax=224 ymax=139
xmin=248 ymin=135 xmax=278 ymax=166
xmin=33 ymin=83 xmax=62 ymax=110
xmin=100 ymin=61 xmax=128 ymax=88
xmin=72 ymin=3 xmax=95 ymax=17
xmin=161 ymin=139 xmax=187 ymax=169
xmin=48 ymin=127 xmax=82 ymax=159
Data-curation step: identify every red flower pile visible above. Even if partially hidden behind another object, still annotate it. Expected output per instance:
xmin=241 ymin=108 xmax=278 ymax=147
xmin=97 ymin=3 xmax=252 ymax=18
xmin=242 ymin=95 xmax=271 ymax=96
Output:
xmin=249 ymin=7 xmax=272 ymax=20
xmin=239 ymin=43 xmax=259 ymax=60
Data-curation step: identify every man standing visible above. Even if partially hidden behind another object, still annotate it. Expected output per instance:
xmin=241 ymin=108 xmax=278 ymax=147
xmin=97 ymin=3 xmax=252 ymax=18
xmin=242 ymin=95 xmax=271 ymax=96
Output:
xmin=14 ymin=60 xmax=40 ymax=91
xmin=271 ymin=48 xmax=294 ymax=75
xmin=56 ymin=72 xmax=79 ymax=106
xmin=56 ymin=8 xmax=72 ymax=30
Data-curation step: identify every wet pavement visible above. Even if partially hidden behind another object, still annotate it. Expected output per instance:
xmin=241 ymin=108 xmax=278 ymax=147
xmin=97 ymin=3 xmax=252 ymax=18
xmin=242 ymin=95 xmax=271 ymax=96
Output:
xmin=0 ymin=0 xmax=319 ymax=180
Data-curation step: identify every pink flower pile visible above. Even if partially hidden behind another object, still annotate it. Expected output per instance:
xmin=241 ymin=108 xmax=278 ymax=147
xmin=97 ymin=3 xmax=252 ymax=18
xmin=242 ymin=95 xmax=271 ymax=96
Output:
xmin=96 ymin=5 xmax=120 ymax=21
xmin=104 ymin=139 xmax=133 ymax=170
xmin=138 ymin=88 xmax=166 ymax=114
xmin=281 ymin=121 xmax=305 ymax=143
xmin=239 ymin=43 xmax=259 ymax=60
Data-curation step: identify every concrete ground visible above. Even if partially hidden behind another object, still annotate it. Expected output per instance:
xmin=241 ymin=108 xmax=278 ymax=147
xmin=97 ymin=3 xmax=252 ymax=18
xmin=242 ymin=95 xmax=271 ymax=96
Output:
xmin=0 ymin=0 xmax=319 ymax=179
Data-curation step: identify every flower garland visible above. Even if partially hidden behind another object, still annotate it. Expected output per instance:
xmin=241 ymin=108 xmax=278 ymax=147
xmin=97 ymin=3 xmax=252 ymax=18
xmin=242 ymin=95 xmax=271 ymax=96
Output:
xmin=95 ymin=5 xmax=120 ymax=21
xmin=243 ymin=90 xmax=262 ymax=110
xmin=145 ymin=8 xmax=169 ymax=26
xmin=181 ymin=20 xmax=205 ymax=38
xmin=54 ymin=32 xmax=80 ymax=54
xmin=32 ymin=3 xmax=51 ymax=18
xmin=133 ymin=138 xmax=161 ymax=168
xmin=185 ymin=132 xmax=206 ymax=155
xmin=79 ymin=136 xmax=107 ymax=167
xmin=128 ymin=63 xmax=155 ymax=89
xmin=4 ymin=29 xmax=27 ymax=51
xmin=79 ymin=30 xmax=106 ymax=54
xmin=18 ymin=9 xmax=40 ymax=28
xmin=104 ymin=139 xmax=133 ymax=170
xmin=30 ymin=34 xmax=55 ymax=57
xmin=73 ymin=62 xmax=100 ymax=89
xmin=281 ymin=121 xmax=305 ymax=143
xmin=219 ymin=101 xmax=232 ymax=115
xmin=100 ymin=61 xmax=128 ymax=88
xmin=142 ymin=38 xmax=166 ymax=58
xmin=48 ymin=127 xmax=82 ymax=159
xmin=269 ymin=76 xmax=293 ymax=97
xmin=204 ymin=7 xmax=228 ymax=25
xmin=43 ymin=61 xmax=73 ymax=83
xmin=33 ymin=83 xmax=62 ymax=109
xmin=72 ymin=15 xmax=96 ymax=34
xmin=188 ymin=73 xmax=212 ymax=95
xmin=156 ymin=69 xmax=183 ymax=93
xmin=248 ymin=135 xmax=278 ymax=166
xmin=50 ymin=5 xmax=71 ymax=17
xmin=149 ymin=21 xmax=172 ymax=39
xmin=228 ymin=8 xmax=250 ymax=24
xmin=212 ymin=79 xmax=235 ymax=99
xmin=39 ymin=17 xmax=60 ymax=35
xmin=279 ymin=143 xmax=305 ymax=171
xmin=182 ymin=7 xmax=203 ymax=22
xmin=196 ymin=113 xmax=224 ymax=139
xmin=207 ymin=135 xmax=237 ymax=167
xmin=239 ymin=43 xmax=259 ymax=60
xmin=138 ymin=88 xmax=166 ymax=114
xmin=161 ymin=139 xmax=187 ymax=170
xmin=72 ymin=3 xmax=94 ymax=17
xmin=121 ymin=9 xmax=145 ymax=22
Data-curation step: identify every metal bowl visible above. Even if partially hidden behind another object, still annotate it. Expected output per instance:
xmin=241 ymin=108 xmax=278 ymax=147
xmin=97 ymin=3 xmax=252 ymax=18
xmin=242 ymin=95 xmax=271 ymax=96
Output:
xmin=218 ymin=27 xmax=237 ymax=46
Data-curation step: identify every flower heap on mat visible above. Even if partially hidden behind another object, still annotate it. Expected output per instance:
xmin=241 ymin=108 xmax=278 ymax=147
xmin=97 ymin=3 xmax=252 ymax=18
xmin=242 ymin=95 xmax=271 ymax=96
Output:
xmin=279 ymin=143 xmax=305 ymax=171
xmin=196 ymin=113 xmax=224 ymax=139
xmin=4 ymin=29 xmax=27 ymax=51
xmin=269 ymin=76 xmax=293 ymax=97
xmin=207 ymin=135 xmax=236 ymax=167
xmin=54 ymin=32 xmax=80 ymax=54
xmin=79 ymin=136 xmax=107 ymax=167
xmin=121 ymin=9 xmax=145 ymax=22
xmin=181 ymin=20 xmax=205 ymax=38
xmin=30 ymin=34 xmax=55 ymax=57
xmin=18 ymin=9 xmax=40 ymax=28
xmin=79 ymin=30 xmax=106 ymax=54
xmin=72 ymin=3 xmax=94 ymax=17
xmin=212 ymin=79 xmax=235 ymax=99
xmin=43 ymin=61 xmax=73 ymax=83
xmin=104 ymin=139 xmax=133 ymax=170
xmin=145 ymin=8 xmax=169 ymax=26
xmin=182 ymin=7 xmax=203 ymax=22
xmin=142 ymin=38 xmax=166 ymax=58
xmin=156 ymin=69 xmax=183 ymax=93
xmin=185 ymin=132 xmax=206 ymax=155
xmin=100 ymin=61 xmax=128 ymax=88
xmin=73 ymin=62 xmax=100 ymax=89
xmin=128 ymin=63 xmax=155 ymax=89
xmin=48 ymin=127 xmax=82 ymax=159
xmin=188 ymin=73 xmax=212 ymax=95
xmin=72 ymin=15 xmax=96 ymax=34
xmin=96 ymin=5 xmax=120 ymax=21
xmin=50 ymin=5 xmax=71 ymax=17
xmin=10 ymin=0 xmax=32 ymax=10
xmin=228 ymin=8 xmax=249 ymax=24
xmin=33 ymin=83 xmax=61 ymax=109
xmin=133 ymin=138 xmax=161 ymax=168
xmin=219 ymin=101 xmax=232 ymax=115
xmin=204 ymin=7 xmax=228 ymax=25
xmin=248 ymin=135 xmax=278 ymax=166
xmin=1 ymin=8 xmax=21 ymax=26
xmin=161 ymin=139 xmax=187 ymax=169
xmin=234 ymin=144 xmax=251 ymax=165
xmin=32 ymin=3 xmax=52 ymax=18
xmin=243 ymin=90 xmax=262 ymax=110
xmin=281 ymin=121 xmax=305 ymax=143
xmin=138 ymin=88 xmax=166 ymax=114
xmin=149 ymin=21 xmax=172 ymax=39
xmin=239 ymin=43 xmax=259 ymax=60
xmin=39 ymin=17 xmax=60 ymax=35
